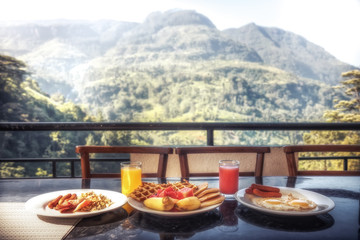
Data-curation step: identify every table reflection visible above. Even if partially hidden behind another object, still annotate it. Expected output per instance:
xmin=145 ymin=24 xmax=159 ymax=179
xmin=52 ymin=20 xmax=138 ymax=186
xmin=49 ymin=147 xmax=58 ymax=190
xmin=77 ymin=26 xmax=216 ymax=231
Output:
xmin=66 ymin=208 xmax=129 ymax=239
xmin=218 ymin=199 xmax=238 ymax=232
xmin=235 ymin=205 xmax=334 ymax=232
xmin=129 ymin=210 xmax=222 ymax=239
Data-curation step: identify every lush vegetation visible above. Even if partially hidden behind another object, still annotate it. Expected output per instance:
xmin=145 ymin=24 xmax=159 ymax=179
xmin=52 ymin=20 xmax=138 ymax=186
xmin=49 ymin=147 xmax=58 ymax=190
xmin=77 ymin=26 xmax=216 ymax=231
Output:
xmin=0 ymin=55 xmax=132 ymax=177
xmin=1 ymin=11 xmax=359 ymax=177
xmin=299 ymin=70 xmax=360 ymax=171
xmin=0 ymin=53 xmax=358 ymax=177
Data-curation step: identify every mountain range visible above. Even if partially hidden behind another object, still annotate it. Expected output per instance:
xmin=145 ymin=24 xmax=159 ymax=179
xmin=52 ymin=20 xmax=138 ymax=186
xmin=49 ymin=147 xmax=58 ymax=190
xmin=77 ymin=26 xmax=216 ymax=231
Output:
xmin=0 ymin=10 xmax=357 ymax=125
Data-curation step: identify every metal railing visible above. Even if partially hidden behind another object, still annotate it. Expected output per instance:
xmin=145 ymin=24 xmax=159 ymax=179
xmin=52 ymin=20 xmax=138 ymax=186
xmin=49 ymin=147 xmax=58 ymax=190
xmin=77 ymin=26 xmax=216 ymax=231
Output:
xmin=1 ymin=156 xmax=358 ymax=178
xmin=1 ymin=122 xmax=359 ymax=178
xmin=0 ymin=157 xmax=129 ymax=178
xmin=298 ymin=156 xmax=360 ymax=171
xmin=1 ymin=121 xmax=360 ymax=145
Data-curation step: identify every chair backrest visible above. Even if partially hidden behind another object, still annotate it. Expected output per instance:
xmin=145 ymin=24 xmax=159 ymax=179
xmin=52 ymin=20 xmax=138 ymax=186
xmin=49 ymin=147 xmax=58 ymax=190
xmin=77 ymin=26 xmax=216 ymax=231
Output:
xmin=75 ymin=146 xmax=173 ymax=178
xmin=283 ymin=145 xmax=360 ymax=176
xmin=175 ymin=146 xmax=271 ymax=178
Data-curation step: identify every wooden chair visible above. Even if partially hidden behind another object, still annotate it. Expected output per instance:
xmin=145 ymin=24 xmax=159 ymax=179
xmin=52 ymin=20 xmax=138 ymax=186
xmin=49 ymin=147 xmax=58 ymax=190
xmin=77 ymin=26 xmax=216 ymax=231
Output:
xmin=283 ymin=145 xmax=360 ymax=176
xmin=175 ymin=146 xmax=271 ymax=178
xmin=75 ymin=146 xmax=173 ymax=178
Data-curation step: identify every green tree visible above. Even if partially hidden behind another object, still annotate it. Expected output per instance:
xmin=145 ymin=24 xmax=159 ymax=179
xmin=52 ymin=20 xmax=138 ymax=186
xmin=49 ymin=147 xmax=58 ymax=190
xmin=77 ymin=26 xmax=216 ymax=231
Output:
xmin=303 ymin=70 xmax=360 ymax=170
xmin=304 ymin=70 xmax=360 ymax=145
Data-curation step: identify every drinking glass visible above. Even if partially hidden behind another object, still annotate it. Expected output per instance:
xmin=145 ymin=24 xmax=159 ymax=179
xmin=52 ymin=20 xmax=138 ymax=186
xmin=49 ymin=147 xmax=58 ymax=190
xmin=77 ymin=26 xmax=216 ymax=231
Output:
xmin=219 ymin=160 xmax=239 ymax=198
xmin=121 ymin=161 xmax=142 ymax=196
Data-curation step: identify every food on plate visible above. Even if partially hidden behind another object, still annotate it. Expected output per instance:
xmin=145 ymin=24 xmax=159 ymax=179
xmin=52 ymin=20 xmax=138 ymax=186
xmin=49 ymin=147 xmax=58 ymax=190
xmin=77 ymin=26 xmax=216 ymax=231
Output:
xmin=197 ymin=188 xmax=225 ymax=208
xmin=47 ymin=195 xmax=63 ymax=209
xmin=252 ymin=193 xmax=317 ymax=211
xmin=252 ymin=189 xmax=282 ymax=198
xmin=193 ymin=182 xmax=208 ymax=196
xmin=144 ymin=196 xmax=175 ymax=211
xmin=47 ymin=191 xmax=113 ymax=213
xmin=245 ymin=184 xmax=317 ymax=212
xmin=200 ymin=195 xmax=225 ymax=208
xmin=245 ymin=184 xmax=282 ymax=197
xmin=175 ymin=196 xmax=201 ymax=211
xmin=251 ymin=184 xmax=281 ymax=193
xmin=129 ymin=181 xmax=225 ymax=212
xmin=172 ymin=180 xmax=198 ymax=191
xmin=129 ymin=182 xmax=168 ymax=202
xmin=198 ymin=191 xmax=221 ymax=202
xmin=196 ymin=188 xmax=219 ymax=198
xmin=129 ymin=180 xmax=196 ymax=202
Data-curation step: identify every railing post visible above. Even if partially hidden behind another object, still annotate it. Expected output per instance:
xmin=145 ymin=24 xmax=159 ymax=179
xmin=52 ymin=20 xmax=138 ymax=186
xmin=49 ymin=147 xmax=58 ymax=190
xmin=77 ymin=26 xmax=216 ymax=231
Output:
xmin=207 ymin=129 xmax=214 ymax=146
xmin=344 ymin=157 xmax=348 ymax=171
xmin=70 ymin=160 xmax=75 ymax=177
xmin=52 ymin=160 xmax=56 ymax=178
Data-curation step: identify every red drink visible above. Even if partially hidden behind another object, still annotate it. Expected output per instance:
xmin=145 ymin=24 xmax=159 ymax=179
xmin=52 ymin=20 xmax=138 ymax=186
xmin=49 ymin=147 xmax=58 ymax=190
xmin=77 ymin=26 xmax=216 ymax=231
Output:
xmin=219 ymin=160 xmax=239 ymax=195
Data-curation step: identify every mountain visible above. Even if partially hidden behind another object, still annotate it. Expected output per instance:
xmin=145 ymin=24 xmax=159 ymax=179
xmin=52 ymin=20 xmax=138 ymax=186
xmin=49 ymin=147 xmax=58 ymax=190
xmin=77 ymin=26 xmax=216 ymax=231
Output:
xmin=0 ymin=10 xmax=356 ymax=125
xmin=222 ymin=23 xmax=354 ymax=85
xmin=0 ymin=10 xmax=356 ymax=101
xmin=0 ymin=20 xmax=137 ymax=98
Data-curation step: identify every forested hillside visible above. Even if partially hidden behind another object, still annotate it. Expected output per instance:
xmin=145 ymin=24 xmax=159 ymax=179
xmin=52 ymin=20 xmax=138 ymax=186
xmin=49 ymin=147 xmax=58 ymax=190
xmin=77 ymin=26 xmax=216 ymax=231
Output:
xmin=1 ymin=10 xmax=356 ymax=103
xmin=222 ymin=23 xmax=354 ymax=85
xmin=0 ymin=10 xmax=355 ymax=147
xmin=0 ymin=9 xmax=359 ymax=176
xmin=0 ymin=55 xmax=131 ymax=177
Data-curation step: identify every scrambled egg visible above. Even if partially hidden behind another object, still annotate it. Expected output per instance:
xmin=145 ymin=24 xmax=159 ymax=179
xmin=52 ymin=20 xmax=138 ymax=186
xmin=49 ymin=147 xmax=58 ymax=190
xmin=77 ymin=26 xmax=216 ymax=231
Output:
xmin=80 ymin=191 xmax=113 ymax=212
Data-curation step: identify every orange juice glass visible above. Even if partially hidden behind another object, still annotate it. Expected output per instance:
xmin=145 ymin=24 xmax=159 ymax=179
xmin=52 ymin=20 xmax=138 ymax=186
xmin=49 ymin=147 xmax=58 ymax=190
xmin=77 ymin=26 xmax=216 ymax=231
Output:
xmin=121 ymin=161 xmax=142 ymax=196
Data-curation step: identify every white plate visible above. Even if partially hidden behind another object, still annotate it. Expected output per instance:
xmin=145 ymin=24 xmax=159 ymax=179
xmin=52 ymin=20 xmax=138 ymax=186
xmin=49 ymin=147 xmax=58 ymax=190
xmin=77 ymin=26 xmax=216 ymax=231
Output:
xmin=25 ymin=189 xmax=127 ymax=218
xmin=127 ymin=197 xmax=223 ymax=217
xmin=235 ymin=187 xmax=335 ymax=216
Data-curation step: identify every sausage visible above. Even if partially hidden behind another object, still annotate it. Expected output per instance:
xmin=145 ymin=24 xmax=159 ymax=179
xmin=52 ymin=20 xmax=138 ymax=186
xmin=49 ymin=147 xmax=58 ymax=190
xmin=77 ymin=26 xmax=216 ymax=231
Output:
xmin=245 ymin=188 xmax=253 ymax=194
xmin=253 ymin=188 xmax=282 ymax=198
xmin=59 ymin=207 xmax=74 ymax=213
xmin=47 ymin=195 xmax=62 ymax=209
xmin=251 ymin=184 xmax=280 ymax=193
xmin=69 ymin=193 xmax=77 ymax=200
xmin=58 ymin=193 xmax=72 ymax=205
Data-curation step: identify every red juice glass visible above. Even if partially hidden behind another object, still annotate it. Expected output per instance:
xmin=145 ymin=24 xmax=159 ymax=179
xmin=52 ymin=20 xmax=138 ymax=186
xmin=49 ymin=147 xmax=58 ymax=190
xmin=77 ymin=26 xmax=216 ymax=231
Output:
xmin=219 ymin=160 xmax=239 ymax=197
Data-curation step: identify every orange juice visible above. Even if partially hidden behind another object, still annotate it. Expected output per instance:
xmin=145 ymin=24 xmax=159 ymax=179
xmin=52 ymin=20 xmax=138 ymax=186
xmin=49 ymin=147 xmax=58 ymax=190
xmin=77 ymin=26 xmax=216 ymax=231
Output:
xmin=121 ymin=162 xmax=142 ymax=196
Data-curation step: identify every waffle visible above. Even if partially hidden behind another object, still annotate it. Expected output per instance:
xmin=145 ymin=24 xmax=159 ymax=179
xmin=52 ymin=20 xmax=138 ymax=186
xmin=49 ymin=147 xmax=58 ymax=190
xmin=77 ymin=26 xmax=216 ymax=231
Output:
xmin=171 ymin=179 xmax=198 ymax=191
xmin=129 ymin=180 xmax=198 ymax=202
xmin=129 ymin=182 xmax=166 ymax=202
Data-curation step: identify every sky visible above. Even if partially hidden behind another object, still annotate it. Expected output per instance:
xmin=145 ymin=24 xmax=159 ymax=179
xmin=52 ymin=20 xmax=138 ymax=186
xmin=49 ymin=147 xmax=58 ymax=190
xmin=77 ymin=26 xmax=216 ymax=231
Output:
xmin=1 ymin=0 xmax=360 ymax=67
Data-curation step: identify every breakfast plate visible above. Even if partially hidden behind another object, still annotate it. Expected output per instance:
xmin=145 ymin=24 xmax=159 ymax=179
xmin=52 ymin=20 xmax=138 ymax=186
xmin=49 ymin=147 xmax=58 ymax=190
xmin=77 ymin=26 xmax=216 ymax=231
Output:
xmin=127 ymin=197 xmax=223 ymax=217
xmin=25 ymin=189 xmax=127 ymax=218
xmin=235 ymin=187 xmax=335 ymax=216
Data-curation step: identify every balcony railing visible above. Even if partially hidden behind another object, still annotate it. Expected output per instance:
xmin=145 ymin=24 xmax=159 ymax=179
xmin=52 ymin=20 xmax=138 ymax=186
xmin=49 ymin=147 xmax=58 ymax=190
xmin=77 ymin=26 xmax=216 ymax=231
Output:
xmin=1 ymin=122 xmax=359 ymax=178
xmin=1 ymin=122 xmax=359 ymax=146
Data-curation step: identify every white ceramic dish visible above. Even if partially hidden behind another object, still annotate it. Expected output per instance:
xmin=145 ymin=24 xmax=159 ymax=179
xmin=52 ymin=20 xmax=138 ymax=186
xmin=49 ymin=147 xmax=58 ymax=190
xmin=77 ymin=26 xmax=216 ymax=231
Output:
xmin=127 ymin=197 xmax=223 ymax=217
xmin=25 ymin=189 xmax=127 ymax=218
xmin=235 ymin=187 xmax=335 ymax=216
